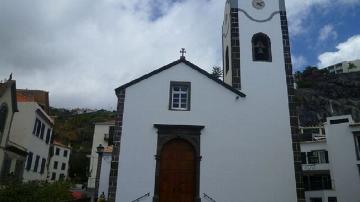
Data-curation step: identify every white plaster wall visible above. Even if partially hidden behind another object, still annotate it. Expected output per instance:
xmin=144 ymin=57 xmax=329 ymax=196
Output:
xmin=325 ymin=116 xmax=360 ymax=201
xmin=48 ymin=145 xmax=71 ymax=182
xmin=98 ymin=153 xmax=111 ymax=199
xmin=115 ymin=62 xmax=297 ymax=202
xmin=88 ymin=123 xmax=113 ymax=188
xmin=9 ymin=102 xmax=52 ymax=181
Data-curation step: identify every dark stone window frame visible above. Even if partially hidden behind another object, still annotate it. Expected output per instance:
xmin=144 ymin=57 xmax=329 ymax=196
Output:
xmin=252 ymin=32 xmax=272 ymax=62
xmin=168 ymin=81 xmax=191 ymax=111
xmin=153 ymin=124 xmax=204 ymax=202
xmin=225 ymin=46 xmax=230 ymax=74
xmin=353 ymin=131 xmax=360 ymax=160
xmin=0 ymin=103 xmax=8 ymax=134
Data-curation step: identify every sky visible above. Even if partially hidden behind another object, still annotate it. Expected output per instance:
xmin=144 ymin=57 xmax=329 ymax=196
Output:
xmin=0 ymin=0 xmax=359 ymax=109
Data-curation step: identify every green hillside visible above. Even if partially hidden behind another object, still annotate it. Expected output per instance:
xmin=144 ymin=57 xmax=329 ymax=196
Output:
xmin=50 ymin=108 xmax=116 ymax=183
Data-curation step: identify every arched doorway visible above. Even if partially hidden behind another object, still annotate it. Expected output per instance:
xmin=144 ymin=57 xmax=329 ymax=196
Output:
xmin=159 ymin=139 xmax=196 ymax=202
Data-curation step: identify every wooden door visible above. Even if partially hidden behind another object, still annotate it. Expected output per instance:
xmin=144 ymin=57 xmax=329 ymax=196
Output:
xmin=159 ymin=139 xmax=195 ymax=202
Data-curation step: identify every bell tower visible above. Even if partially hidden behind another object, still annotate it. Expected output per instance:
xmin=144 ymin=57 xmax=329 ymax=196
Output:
xmin=222 ymin=0 xmax=305 ymax=201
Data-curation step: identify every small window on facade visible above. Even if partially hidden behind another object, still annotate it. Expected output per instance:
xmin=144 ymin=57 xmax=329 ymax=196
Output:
xmin=45 ymin=129 xmax=51 ymax=144
xmin=40 ymin=123 xmax=45 ymax=139
xmin=225 ymin=46 xmax=229 ymax=73
xmin=55 ymin=148 xmax=60 ymax=155
xmin=40 ymin=158 xmax=46 ymax=174
xmin=33 ymin=155 xmax=40 ymax=172
xmin=32 ymin=118 xmax=39 ymax=135
xmin=26 ymin=152 xmax=33 ymax=171
xmin=0 ymin=104 xmax=8 ymax=134
xmin=328 ymin=197 xmax=337 ymax=202
xmin=51 ymin=172 xmax=56 ymax=180
xmin=54 ymin=161 xmax=58 ymax=169
xmin=252 ymin=33 xmax=272 ymax=62
xmin=169 ymin=82 xmax=191 ymax=111
xmin=307 ymin=150 xmax=328 ymax=164
xmin=301 ymin=152 xmax=307 ymax=164
xmin=64 ymin=150 xmax=68 ymax=157
xmin=61 ymin=163 xmax=66 ymax=170
xmin=59 ymin=174 xmax=65 ymax=181
xmin=36 ymin=120 xmax=42 ymax=137
xmin=310 ymin=198 xmax=322 ymax=202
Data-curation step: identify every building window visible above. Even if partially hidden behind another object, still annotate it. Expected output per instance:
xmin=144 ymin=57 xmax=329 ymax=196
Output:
xmin=63 ymin=150 xmax=68 ymax=157
xmin=301 ymin=152 xmax=307 ymax=164
xmin=51 ymin=172 xmax=56 ymax=180
xmin=40 ymin=123 xmax=45 ymax=139
xmin=36 ymin=120 xmax=42 ymax=137
xmin=328 ymin=197 xmax=337 ymax=202
xmin=0 ymin=103 xmax=8 ymax=134
xmin=169 ymin=82 xmax=191 ymax=111
xmin=54 ymin=161 xmax=58 ymax=169
xmin=61 ymin=163 xmax=66 ymax=170
xmin=33 ymin=155 xmax=40 ymax=172
xmin=40 ymin=158 xmax=46 ymax=174
xmin=303 ymin=174 xmax=332 ymax=191
xmin=225 ymin=46 xmax=229 ymax=73
xmin=59 ymin=174 xmax=65 ymax=181
xmin=26 ymin=152 xmax=33 ymax=171
xmin=252 ymin=33 xmax=272 ymax=62
xmin=307 ymin=150 xmax=328 ymax=164
xmin=45 ymin=129 xmax=51 ymax=144
xmin=354 ymin=134 xmax=360 ymax=160
xmin=310 ymin=198 xmax=322 ymax=202
xmin=55 ymin=148 xmax=60 ymax=155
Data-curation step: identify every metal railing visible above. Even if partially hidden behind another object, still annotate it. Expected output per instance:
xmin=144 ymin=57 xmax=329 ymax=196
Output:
xmin=131 ymin=193 xmax=150 ymax=202
xmin=203 ymin=193 xmax=216 ymax=202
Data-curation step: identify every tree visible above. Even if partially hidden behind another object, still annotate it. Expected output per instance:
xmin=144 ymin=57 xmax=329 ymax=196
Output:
xmin=210 ymin=66 xmax=223 ymax=80
xmin=348 ymin=62 xmax=357 ymax=70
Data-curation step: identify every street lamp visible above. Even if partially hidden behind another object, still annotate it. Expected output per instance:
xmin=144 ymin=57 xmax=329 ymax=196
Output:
xmin=96 ymin=144 xmax=104 ymax=154
xmin=94 ymin=144 xmax=105 ymax=200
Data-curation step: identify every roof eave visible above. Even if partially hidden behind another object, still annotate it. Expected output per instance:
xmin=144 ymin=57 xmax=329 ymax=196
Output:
xmin=114 ymin=58 xmax=246 ymax=98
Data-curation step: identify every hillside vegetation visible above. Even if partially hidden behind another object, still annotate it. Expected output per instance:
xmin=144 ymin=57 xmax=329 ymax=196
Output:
xmin=50 ymin=108 xmax=116 ymax=183
xmin=295 ymin=67 xmax=360 ymax=126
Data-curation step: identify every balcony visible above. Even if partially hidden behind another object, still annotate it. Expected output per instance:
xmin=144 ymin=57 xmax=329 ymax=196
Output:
xmin=302 ymin=163 xmax=330 ymax=171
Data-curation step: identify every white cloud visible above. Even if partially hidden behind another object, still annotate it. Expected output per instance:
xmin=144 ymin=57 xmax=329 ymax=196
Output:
xmin=318 ymin=24 xmax=337 ymax=41
xmin=0 ymin=0 xmax=358 ymax=109
xmin=318 ymin=35 xmax=360 ymax=67
xmin=0 ymin=0 xmax=224 ymax=109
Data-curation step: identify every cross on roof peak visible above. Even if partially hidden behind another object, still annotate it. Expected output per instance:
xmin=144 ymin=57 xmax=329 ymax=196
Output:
xmin=180 ymin=48 xmax=186 ymax=60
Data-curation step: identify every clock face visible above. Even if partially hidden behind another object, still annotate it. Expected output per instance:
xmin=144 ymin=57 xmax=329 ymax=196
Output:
xmin=252 ymin=0 xmax=265 ymax=9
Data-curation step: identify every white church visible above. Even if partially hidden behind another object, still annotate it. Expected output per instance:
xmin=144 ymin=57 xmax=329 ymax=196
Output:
xmin=106 ymin=0 xmax=304 ymax=201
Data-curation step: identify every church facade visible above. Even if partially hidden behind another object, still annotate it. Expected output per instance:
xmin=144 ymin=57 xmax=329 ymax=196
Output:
xmin=109 ymin=0 xmax=303 ymax=201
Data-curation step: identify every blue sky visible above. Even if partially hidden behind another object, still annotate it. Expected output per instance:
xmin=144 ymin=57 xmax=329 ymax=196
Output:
xmin=290 ymin=1 xmax=360 ymax=71
xmin=0 ymin=0 xmax=359 ymax=108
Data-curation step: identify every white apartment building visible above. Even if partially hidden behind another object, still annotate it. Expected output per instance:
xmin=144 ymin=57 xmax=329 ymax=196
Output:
xmin=87 ymin=121 xmax=114 ymax=189
xmin=0 ymin=79 xmax=27 ymax=181
xmin=47 ymin=141 xmax=71 ymax=182
xmin=325 ymin=59 xmax=360 ymax=74
xmin=9 ymin=101 xmax=54 ymax=182
xmin=300 ymin=115 xmax=360 ymax=202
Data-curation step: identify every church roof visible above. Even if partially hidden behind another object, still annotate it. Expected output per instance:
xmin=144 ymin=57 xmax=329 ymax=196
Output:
xmin=115 ymin=58 xmax=246 ymax=97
